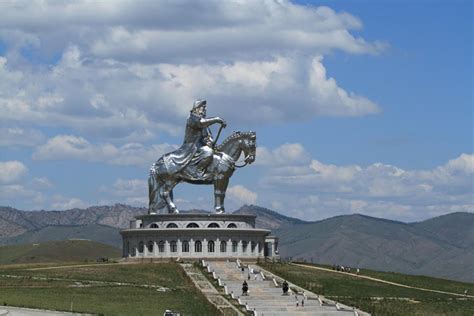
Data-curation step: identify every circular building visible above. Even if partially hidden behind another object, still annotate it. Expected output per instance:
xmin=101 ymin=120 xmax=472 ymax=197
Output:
xmin=120 ymin=213 xmax=279 ymax=260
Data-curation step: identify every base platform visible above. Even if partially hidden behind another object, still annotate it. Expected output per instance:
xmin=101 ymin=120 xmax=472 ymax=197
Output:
xmin=120 ymin=213 xmax=279 ymax=259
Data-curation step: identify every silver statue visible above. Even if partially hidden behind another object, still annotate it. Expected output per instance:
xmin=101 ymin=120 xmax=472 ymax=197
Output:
xmin=148 ymin=99 xmax=256 ymax=214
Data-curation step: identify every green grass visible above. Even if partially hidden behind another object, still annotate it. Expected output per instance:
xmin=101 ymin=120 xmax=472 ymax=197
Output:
xmin=0 ymin=240 xmax=121 ymax=264
xmin=0 ymin=262 xmax=220 ymax=316
xmin=299 ymin=262 xmax=474 ymax=295
xmin=260 ymin=262 xmax=474 ymax=316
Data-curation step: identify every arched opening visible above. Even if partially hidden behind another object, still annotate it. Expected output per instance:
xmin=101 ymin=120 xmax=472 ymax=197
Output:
xmin=208 ymin=240 xmax=215 ymax=253
xmin=158 ymin=241 xmax=165 ymax=253
xmin=227 ymin=223 xmax=237 ymax=228
xmin=147 ymin=241 xmax=154 ymax=253
xmin=138 ymin=241 xmax=144 ymax=254
xmin=220 ymin=241 xmax=227 ymax=253
xmin=258 ymin=242 xmax=262 ymax=253
xmin=186 ymin=223 xmax=199 ymax=228
xmin=251 ymin=241 xmax=256 ymax=253
xmin=208 ymin=223 xmax=220 ymax=228
xmin=232 ymin=241 xmax=238 ymax=253
xmin=182 ymin=240 xmax=189 ymax=252
xmin=150 ymin=223 xmax=159 ymax=228
xmin=195 ymin=240 xmax=202 ymax=253
xmin=242 ymin=241 xmax=248 ymax=253
xmin=166 ymin=223 xmax=178 ymax=228
xmin=170 ymin=240 xmax=177 ymax=253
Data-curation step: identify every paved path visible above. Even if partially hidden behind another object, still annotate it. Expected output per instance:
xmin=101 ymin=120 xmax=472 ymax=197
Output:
xmin=205 ymin=260 xmax=367 ymax=316
xmin=292 ymin=263 xmax=474 ymax=299
xmin=180 ymin=263 xmax=244 ymax=316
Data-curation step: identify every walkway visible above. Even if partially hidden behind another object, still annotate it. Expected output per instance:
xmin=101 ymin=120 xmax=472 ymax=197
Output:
xmin=205 ymin=260 xmax=368 ymax=316
xmin=180 ymin=263 xmax=244 ymax=316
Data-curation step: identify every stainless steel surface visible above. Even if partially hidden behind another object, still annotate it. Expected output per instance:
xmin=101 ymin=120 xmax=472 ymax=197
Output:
xmin=149 ymin=100 xmax=256 ymax=214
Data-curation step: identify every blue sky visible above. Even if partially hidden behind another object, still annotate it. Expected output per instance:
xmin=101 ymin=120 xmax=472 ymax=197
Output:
xmin=0 ymin=0 xmax=472 ymax=222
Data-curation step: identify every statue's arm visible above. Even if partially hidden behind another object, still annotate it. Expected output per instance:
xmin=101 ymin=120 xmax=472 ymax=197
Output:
xmin=198 ymin=117 xmax=226 ymax=128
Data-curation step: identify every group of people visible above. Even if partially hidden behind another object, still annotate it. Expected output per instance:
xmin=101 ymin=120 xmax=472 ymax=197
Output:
xmin=332 ymin=264 xmax=360 ymax=274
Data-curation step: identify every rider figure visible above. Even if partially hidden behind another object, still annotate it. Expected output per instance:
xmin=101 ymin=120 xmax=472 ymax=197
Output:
xmin=185 ymin=99 xmax=226 ymax=175
xmin=160 ymin=99 xmax=226 ymax=179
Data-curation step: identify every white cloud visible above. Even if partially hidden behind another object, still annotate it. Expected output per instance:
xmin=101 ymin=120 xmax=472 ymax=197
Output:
xmin=259 ymin=145 xmax=473 ymax=221
xmin=0 ymin=184 xmax=43 ymax=203
xmin=0 ymin=51 xmax=380 ymax=142
xmin=110 ymin=178 xmax=147 ymax=197
xmin=227 ymin=185 xmax=258 ymax=205
xmin=0 ymin=161 xmax=27 ymax=184
xmin=256 ymin=143 xmax=311 ymax=166
xmin=443 ymin=153 xmax=474 ymax=174
xmin=49 ymin=195 xmax=89 ymax=210
xmin=33 ymin=135 xmax=177 ymax=167
xmin=0 ymin=1 xmax=384 ymax=141
xmin=0 ymin=1 xmax=386 ymax=63
xmin=0 ymin=127 xmax=45 ymax=146
xmin=29 ymin=177 xmax=53 ymax=190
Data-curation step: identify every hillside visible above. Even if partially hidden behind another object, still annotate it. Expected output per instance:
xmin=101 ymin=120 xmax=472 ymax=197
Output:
xmin=0 ymin=240 xmax=121 ymax=264
xmin=274 ymin=214 xmax=474 ymax=282
xmin=233 ymin=204 xmax=306 ymax=229
xmin=0 ymin=204 xmax=144 ymax=239
xmin=1 ymin=204 xmax=473 ymax=282
xmin=413 ymin=212 xmax=474 ymax=249
xmin=0 ymin=224 xmax=122 ymax=248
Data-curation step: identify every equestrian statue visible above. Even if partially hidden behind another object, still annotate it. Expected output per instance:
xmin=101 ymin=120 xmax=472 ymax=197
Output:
xmin=148 ymin=99 xmax=256 ymax=214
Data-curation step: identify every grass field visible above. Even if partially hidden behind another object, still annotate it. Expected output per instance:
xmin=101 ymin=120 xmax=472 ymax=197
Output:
xmin=0 ymin=262 xmax=219 ymax=315
xmin=260 ymin=261 xmax=474 ymax=316
xmin=0 ymin=240 xmax=121 ymax=264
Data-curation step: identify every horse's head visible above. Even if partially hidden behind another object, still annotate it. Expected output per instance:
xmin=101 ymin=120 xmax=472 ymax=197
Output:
xmin=217 ymin=131 xmax=257 ymax=166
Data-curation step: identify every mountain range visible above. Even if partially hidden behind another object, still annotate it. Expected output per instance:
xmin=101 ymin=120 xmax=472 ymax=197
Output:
xmin=1 ymin=204 xmax=473 ymax=283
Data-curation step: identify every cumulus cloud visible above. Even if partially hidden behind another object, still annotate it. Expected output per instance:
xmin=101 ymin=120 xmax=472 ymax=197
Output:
xmin=0 ymin=161 xmax=27 ymax=184
xmin=0 ymin=127 xmax=45 ymax=147
xmin=256 ymin=143 xmax=311 ymax=166
xmin=0 ymin=50 xmax=380 ymax=142
xmin=227 ymin=185 xmax=258 ymax=205
xmin=0 ymin=1 xmax=384 ymax=141
xmin=259 ymin=144 xmax=473 ymax=221
xmin=33 ymin=135 xmax=177 ymax=167
xmin=49 ymin=195 xmax=89 ymax=210
xmin=0 ymin=1 xmax=386 ymax=63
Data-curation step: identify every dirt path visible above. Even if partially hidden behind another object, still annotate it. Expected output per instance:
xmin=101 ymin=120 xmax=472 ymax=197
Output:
xmin=0 ymin=273 xmax=170 ymax=291
xmin=27 ymin=262 xmax=129 ymax=271
xmin=292 ymin=263 xmax=474 ymax=298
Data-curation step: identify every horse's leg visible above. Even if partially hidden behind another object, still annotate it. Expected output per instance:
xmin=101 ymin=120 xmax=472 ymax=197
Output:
xmin=161 ymin=181 xmax=179 ymax=214
xmin=214 ymin=177 xmax=229 ymax=214
xmin=148 ymin=174 xmax=159 ymax=214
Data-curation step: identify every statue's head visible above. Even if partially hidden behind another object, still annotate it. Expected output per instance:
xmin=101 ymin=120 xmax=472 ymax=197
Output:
xmin=191 ymin=99 xmax=207 ymax=116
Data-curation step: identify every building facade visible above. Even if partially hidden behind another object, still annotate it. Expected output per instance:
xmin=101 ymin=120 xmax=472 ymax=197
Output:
xmin=120 ymin=213 xmax=278 ymax=259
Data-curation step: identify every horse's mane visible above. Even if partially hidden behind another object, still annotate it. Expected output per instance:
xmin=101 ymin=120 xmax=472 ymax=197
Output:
xmin=217 ymin=131 xmax=255 ymax=151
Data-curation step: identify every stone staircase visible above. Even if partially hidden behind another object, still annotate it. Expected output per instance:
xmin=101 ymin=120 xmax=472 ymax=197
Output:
xmin=202 ymin=260 xmax=369 ymax=316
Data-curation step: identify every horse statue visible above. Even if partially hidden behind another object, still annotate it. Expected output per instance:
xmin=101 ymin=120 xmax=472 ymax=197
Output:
xmin=148 ymin=131 xmax=256 ymax=214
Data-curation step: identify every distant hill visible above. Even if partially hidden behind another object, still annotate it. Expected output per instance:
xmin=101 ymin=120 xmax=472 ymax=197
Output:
xmin=0 ymin=240 xmax=121 ymax=264
xmin=1 ymin=204 xmax=473 ymax=282
xmin=233 ymin=204 xmax=306 ymax=229
xmin=1 ymin=224 xmax=122 ymax=248
xmin=413 ymin=212 xmax=474 ymax=249
xmin=273 ymin=213 xmax=474 ymax=283
xmin=0 ymin=204 xmax=143 ymax=239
